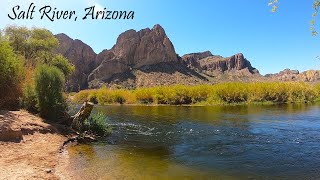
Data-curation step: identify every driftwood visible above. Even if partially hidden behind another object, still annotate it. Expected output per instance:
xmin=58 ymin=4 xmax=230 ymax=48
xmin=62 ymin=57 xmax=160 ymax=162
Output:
xmin=59 ymin=101 xmax=97 ymax=145
xmin=71 ymin=101 xmax=94 ymax=131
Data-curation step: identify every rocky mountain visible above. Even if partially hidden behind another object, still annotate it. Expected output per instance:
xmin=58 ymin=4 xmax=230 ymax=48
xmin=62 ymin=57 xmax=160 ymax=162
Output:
xmin=55 ymin=34 xmax=98 ymax=91
xmin=56 ymin=24 xmax=265 ymax=91
xmin=87 ymin=24 xmax=178 ymax=84
xmin=182 ymin=51 xmax=214 ymax=70
xmin=265 ymin=69 xmax=320 ymax=82
xmin=182 ymin=51 xmax=259 ymax=77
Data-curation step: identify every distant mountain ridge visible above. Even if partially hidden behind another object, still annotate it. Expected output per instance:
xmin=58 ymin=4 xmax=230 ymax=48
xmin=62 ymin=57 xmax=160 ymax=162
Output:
xmin=57 ymin=24 xmax=310 ymax=91
xmin=181 ymin=51 xmax=259 ymax=76
xmin=265 ymin=69 xmax=320 ymax=82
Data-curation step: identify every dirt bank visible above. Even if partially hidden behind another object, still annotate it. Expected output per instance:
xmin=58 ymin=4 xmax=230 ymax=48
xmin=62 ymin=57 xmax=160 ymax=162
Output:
xmin=0 ymin=110 xmax=73 ymax=180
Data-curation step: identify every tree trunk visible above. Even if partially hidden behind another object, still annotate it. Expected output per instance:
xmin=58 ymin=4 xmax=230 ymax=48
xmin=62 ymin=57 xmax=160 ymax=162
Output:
xmin=71 ymin=101 xmax=94 ymax=131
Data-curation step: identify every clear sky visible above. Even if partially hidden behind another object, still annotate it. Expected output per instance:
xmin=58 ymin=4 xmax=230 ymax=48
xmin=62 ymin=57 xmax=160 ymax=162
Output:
xmin=0 ymin=0 xmax=319 ymax=75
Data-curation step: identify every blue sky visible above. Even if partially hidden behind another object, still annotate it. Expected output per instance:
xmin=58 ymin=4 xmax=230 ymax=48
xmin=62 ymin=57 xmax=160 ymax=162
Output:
xmin=0 ymin=0 xmax=319 ymax=74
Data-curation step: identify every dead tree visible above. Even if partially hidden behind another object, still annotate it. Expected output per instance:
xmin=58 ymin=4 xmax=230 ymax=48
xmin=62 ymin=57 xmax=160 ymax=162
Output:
xmin=71 ymin=101 xmax=94 ymax=131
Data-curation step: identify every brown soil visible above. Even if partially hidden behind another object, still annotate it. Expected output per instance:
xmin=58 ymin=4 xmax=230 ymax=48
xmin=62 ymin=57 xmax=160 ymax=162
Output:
xmin=0 ymin=110 xmax=73 ymax=180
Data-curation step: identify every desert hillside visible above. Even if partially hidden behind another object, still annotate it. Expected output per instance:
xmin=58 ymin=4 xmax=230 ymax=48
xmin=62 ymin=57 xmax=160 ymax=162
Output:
xmin=55 ymin=24 xmax=320 ymax=91
xmin=56 ymin=24 xmax=267 ymax=91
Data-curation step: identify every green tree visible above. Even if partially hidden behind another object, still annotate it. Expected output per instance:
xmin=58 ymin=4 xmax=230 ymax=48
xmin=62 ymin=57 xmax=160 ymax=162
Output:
xmin=47 ymin=55 xmax=75 ymax=77
xmin=34 ymin=65 xmax=67 ymax=120
xmin=5 ymin=26 xmax=59 ymax=64
xmin=0 ymin=40 xmax=24 ymax=109
xmin=4 ymin=26 xmax=74 ymax=76
xmin=4 ymin=26 xmax=29 ymax=56
xmin=36 ymin=52 xmax=75 ymax=77
xmin=4 ymin=26 xmax=74 ymax=75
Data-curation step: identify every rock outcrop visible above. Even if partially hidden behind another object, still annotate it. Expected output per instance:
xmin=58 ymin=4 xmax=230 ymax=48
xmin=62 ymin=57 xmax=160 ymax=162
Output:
xmin=88 ymin=24 xmax=178 ymax=83
xmin=182 ymin=51 xmax=214 ymax=70
xmin=300 ymin=70 xmax=320 ymax=82
xmin=55 ymin=25 xmax=263 ymax=90
xmin=182 ymin=52 xmax=259 ymax=76
xmin=55 ymin=34 xmax=98 ymax=92
xmin=265 ymin=69 xmax=320 ymax=82
xmin=265 ymin=69 xmax=300 ymax=81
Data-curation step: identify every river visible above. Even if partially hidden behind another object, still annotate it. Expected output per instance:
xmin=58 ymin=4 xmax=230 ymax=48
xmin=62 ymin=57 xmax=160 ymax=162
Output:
xmin=67 ymin=103 xmax=320 ymax=179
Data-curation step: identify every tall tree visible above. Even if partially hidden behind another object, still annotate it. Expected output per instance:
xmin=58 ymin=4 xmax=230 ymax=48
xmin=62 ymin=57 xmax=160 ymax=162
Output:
xmin=4 ymin=26 xmax=74 ymax=76
xmin=4 ymin=26 xmax=59 ymax=66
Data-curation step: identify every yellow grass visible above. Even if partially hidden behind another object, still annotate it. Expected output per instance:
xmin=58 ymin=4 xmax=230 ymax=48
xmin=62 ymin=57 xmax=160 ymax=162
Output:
xmin=73 ymin=82 xmax=320 ymax=105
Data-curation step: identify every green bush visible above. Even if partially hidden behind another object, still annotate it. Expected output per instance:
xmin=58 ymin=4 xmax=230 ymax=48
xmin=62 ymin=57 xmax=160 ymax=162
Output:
xmin=0 ymin=41 xmax=24 ymax=109
xmin=22 ymin=83 xmax=38 ymax=113
xmin=86 ymin=112 xmax=112 ymax=136
xmin=34 ymin=65 xmax=67 ymax=120
xmin=49 ymin=55 xmax=75 ymax=77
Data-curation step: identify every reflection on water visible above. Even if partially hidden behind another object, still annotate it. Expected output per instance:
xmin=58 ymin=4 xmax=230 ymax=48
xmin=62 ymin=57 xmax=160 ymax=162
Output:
xmin=68 ymin=103 xmax=320 ymax=179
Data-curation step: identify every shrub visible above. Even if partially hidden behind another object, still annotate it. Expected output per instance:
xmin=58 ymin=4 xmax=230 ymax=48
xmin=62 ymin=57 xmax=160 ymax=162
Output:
xmin=189 ymin=85 xmax=212 ymax=103
xmin=111 ymin=92 xmax=126 ymax=104
xmin=95 ymin=87 xmax=110 ymax=105
xmin=215 ymin=83 xmax=248 ymax=103
xmin=0 ymin=41 xmax=24 ymax=109
xmin=315 ymin=83 xmax=320 ymax=99
xmin=135 ymin=88 xmax=154 ymax=104
xmin=86 ymin=112 xmax=112 ymax=136
xmin=73 ymin=82 xmax=319 ymax=106
xmin=34 ymin=65 xmax=67 ymax=120
xmin=49 ymin=55 xmax=75 ymax=77
xmin=73 ymin=89 xmax=95 ymax=103
xmin=88 ymin=93 xmax=98 ymax=104
xmin=118 ymin=90 xmax=136 ymax=104
xmin=22 ymin=83 xmax=38 ymax=113
xmin=153 ymin=85 xmax=193 ymax=105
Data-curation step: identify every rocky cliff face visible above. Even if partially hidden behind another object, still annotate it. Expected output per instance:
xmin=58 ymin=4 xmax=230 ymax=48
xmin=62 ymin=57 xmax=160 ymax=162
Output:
xmin=182 ymin=51 xmax=214 ymax=70
xmin=55 ymin=34 xmax=97 ymax=91
xmin=182 ymin=52 xmax=259 ymax=76
xmin=265 ymin=69 xmax=320 ymax=82
xmin=56 ymin=25 xmax=263 ymax=90
xmin=88 ymin=24 xmax=178 ymax=83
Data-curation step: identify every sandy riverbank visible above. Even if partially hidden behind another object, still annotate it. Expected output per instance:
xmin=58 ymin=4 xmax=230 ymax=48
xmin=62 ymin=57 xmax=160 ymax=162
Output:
xmin=0 ymin=110 xmax=74 ymax=180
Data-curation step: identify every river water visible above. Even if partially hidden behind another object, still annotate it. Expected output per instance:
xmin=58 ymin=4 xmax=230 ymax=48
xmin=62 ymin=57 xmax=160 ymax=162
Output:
xmin=68 ymin=104 xmax=320 ymax=179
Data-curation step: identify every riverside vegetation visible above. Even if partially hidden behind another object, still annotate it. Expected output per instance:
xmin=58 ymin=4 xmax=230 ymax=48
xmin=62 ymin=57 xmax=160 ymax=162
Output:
xmin=73 ymin=82 xmax=320 ymax=106
xmin=1 ymin=25 xmax=320 ymax=135
xmin=0 ymin=25 xmax=110 ymax=136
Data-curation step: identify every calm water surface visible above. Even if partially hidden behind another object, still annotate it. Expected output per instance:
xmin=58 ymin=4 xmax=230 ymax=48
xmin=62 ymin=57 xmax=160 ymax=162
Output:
xmin=68 ymin=104 xmax=320 ymax=179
